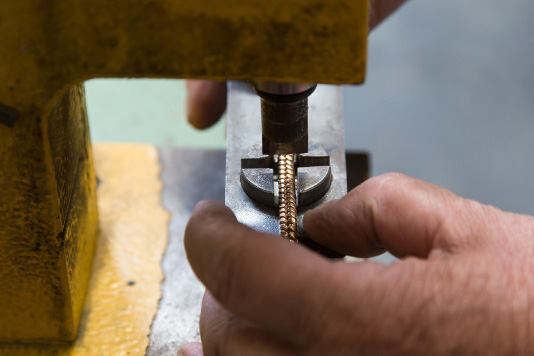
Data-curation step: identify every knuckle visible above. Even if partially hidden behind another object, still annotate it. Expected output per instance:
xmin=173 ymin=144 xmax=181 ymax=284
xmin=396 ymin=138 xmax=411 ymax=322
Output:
xmin=200 ymin=308 xmax=235 ymax=356
xmin=371 ymin=172 xmax=408 ymax=188
xmin=372 ymin=172 xmax=408 ymax=196
xmin=355 ymin=172 xmax=408 ymax=204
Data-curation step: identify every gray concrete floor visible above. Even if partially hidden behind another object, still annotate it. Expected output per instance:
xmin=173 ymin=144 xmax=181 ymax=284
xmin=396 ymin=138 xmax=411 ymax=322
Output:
xmin=344 ymin=0 xmax=534 ymax=214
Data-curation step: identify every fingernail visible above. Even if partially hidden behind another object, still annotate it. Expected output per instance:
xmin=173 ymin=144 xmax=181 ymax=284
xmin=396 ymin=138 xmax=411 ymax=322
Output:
xmin=303 ymin=200 xmax=338 ymax=233
xmin=306 ymin=199 xmax=338 ymax=217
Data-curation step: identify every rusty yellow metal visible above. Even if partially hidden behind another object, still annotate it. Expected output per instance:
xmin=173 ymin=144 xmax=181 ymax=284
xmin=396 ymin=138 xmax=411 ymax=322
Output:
xmin=0 ymin=84 xmax=98 ymax=342
xmin=0 ymin=0 xmax=367 ymax=342
xmin=1 ymin=1 xmax=367 ymax=113
xmin=0 ymin=144 xmax=169 ymax=355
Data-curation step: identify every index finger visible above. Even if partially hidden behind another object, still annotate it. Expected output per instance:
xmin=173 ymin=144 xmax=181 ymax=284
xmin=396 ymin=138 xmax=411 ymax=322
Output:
xmin=184 ymin=200 xmax=388 ymax=345
xmin=186 ymin=80 xmax=227 ymax=129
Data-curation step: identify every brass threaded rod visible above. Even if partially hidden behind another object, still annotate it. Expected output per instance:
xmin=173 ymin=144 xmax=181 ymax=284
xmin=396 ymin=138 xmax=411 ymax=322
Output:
xmin=278 ymin=154 xmax=298 ymax=241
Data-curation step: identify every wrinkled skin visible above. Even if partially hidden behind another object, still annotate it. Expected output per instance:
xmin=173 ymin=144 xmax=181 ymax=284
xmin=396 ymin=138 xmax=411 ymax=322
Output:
xmin=179 ymin=173 xmax=534 ymax=355
xmin=177 ymin=1 xmax=534 ymax=355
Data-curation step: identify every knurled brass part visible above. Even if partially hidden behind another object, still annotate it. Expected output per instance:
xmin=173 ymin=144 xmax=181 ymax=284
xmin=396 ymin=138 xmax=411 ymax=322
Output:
xmin=278 ymin=154 xmax=298 ymax=241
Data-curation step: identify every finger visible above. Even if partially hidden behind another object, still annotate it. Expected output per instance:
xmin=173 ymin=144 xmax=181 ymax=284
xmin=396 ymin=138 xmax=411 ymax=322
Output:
xmin=184 ymin=200 xmax=387 ymax=344
xmin=369 ymin=0 xmax=408 ymax=30
xmin=304 ymin=172 xmax=506 ymax=259
xmin=200 ymin=292 xmax=296 ymax=356
xmin=186 ymin=80 xmax=227 ymax=129
xmin=177 ymin=342 xmax=203 ymax=356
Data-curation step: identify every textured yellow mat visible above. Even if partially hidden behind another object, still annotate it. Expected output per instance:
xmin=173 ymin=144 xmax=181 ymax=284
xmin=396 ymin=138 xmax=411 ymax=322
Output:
xmin=0 ymin=144 xmax=169 ymax=355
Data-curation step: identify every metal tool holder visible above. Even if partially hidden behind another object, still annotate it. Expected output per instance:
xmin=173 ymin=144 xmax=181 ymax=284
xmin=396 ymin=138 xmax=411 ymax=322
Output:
xmin=225 ymin=81 xmax=347 ymax=256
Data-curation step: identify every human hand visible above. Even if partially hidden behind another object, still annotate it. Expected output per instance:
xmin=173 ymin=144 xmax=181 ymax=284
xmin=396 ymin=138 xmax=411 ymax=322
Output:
xmin=179 ymin=173 xmax=534 ymax=355
xmin=185 ymin=0 xmax=408 ymax=130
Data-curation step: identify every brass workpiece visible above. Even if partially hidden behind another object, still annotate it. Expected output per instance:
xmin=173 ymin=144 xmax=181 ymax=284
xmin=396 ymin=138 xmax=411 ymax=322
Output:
xmin=278 ymin=154 xmax=298 ymax=241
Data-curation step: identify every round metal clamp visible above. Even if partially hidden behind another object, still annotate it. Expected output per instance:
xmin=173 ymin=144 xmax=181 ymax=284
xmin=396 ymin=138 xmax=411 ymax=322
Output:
xmin=240 ymin=142 xmax=331 ymax=208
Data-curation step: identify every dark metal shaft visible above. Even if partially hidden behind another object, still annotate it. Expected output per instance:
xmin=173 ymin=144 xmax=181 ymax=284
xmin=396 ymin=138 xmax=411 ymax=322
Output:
xmin=253 ymin=83 xmax=316 ymax=156
xmin=261 ymin=98 xmax=308 ymax=155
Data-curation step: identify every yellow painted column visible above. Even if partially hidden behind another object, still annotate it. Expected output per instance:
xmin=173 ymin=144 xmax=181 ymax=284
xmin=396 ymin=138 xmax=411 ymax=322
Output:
xmin=0 ymin=144 xmax=169 ymax=355
xmin=0 ymin=84 xmax=98 ymax=341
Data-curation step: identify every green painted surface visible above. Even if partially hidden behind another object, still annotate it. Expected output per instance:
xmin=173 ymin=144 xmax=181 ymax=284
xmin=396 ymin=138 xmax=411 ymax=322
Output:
xmin=85 ymin=79 xmax=226 ymax=148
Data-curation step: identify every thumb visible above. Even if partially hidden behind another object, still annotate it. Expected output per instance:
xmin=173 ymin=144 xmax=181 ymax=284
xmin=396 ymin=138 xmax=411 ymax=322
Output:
xmin=304 ymin=172 xmax=503 ymax=258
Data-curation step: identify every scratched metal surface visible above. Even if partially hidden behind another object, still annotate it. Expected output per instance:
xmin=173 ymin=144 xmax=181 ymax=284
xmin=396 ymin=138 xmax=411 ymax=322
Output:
xmin=146 ymin=148 xmax=225 ymax=356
